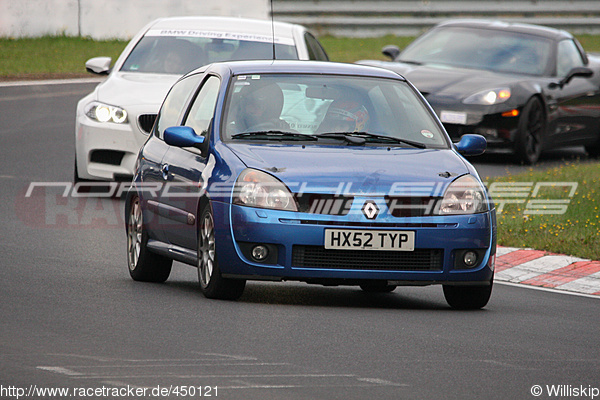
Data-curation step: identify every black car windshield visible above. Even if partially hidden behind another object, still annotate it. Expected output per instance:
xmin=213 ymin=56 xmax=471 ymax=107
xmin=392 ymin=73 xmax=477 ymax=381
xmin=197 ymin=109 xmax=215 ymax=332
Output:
xmin=399 ymin=26 xmax=553 ymax=76
xmin=223 ymin=73 xmax=449 ymax=148
xmin=121 ymin=33 xmax=298 ymax=75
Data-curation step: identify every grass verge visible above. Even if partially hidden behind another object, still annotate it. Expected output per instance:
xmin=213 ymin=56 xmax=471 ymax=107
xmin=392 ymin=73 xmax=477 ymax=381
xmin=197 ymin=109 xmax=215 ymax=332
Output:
xmin=319 ymin=35 xmax=416 ymax=63
xmin=485 ymin=161 xmax=600 ymax=260
xmin=1 ymin=34 xmax=408 ymax=79
xmin=0 ymin=35 xmax=127 ymax=80
xmin=5 ymin=33 xmax=599 ymax=79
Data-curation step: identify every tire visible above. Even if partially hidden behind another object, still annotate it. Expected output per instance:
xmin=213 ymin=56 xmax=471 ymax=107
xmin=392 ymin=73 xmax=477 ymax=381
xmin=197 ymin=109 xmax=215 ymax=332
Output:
xmin=126 ymin=195 xmax=172 ymax=282
xmin=514 ymin=97 xmax=545 ymax=164
xmin=360 ymin=282 xmax=397 ymax=293
xmin=443 ymin=280 xmax=493 ymax=310
xmin=197 ymin=203 xmax=246 ymax=300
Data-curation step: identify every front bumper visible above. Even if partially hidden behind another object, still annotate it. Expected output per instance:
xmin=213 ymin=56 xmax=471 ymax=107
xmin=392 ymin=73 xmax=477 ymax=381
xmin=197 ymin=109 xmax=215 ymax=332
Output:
xmin=212 ymin=200 xmax=496 ymax=285
xmin=75 ymin=110 xmax=154 ymax=181
xmin=434 ymin=107 xmax=521 ymax=147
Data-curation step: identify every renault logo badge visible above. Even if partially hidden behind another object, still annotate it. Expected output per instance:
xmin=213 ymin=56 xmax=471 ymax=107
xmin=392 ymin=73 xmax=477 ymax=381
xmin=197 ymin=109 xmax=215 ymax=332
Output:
xmin=362 ymin=200 xmax=379 ymax=219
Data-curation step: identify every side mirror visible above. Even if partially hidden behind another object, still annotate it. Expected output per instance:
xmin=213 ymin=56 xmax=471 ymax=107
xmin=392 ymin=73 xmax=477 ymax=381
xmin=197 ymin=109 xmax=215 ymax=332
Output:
xmin=164 ymin=126 xmax=205 ymax=148
xmin=454 ymin=134 xmax=487 ymax=156
xmin=549 ymin=67 xmax=593 ymax=89
xmin=382 ymin=45 xmax=401 ymax=61
xmin=85 ymin=57 xmax=112 ymax=75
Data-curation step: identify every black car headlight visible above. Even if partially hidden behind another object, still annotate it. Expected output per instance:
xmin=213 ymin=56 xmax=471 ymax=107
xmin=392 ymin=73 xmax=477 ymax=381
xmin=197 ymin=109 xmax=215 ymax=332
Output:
xmin=233 ymin=169 xmax=298 ymax=212
xmin=437 ymin=175 xmax=489 ymax=215
xmin=85 ymin=101 xmax=128 ymax=124
xmin=463 ymin=87 xmax=511 ymax=105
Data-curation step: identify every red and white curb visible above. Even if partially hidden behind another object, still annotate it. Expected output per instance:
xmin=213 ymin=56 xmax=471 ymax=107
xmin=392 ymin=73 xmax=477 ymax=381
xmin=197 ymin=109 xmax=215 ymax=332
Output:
xmin=495 ymin=246 xmax=600 ymax=296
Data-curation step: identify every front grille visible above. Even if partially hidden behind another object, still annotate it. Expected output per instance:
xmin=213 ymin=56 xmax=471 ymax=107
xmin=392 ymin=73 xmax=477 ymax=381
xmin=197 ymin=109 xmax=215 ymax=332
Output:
xmin=385 ymin=196 xmax=441 ymax=217
xmin=90 ymin=150 xmax=125 ymax=166
xmin=295 ymin=194 xmax=353 ymax=215
xmin=137 ymin=114 xmax=157 ymax=134
xmin=292 ymin=246 xmax=443 ymax=271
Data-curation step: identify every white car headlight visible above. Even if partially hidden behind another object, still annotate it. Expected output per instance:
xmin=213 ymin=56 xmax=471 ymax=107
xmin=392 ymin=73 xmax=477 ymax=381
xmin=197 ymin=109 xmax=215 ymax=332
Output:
xmin=463 ymin=88 xmax=511 ymax=105
xmin=233 ymin=169 xmax=298 ymax=211
xmin=85 ymin=102 xmax=128 ymax=124
xmin=437 ymin=174 xmax=489 ymax=215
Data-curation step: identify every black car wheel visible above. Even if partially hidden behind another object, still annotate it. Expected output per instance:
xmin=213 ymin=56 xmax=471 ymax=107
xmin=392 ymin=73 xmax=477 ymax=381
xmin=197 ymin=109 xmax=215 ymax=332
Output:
xmin=585 ymin=139 xmax=600 ymax=158
xmin=443 ymin=280 xmax=493 ymax=310
xmin=198 ymin=203 xmax=246 ymax=300
xmin=514 ymin=97 xmax=545 ymax=164
xmin=126 ymin=195 xmax=172 ymax=282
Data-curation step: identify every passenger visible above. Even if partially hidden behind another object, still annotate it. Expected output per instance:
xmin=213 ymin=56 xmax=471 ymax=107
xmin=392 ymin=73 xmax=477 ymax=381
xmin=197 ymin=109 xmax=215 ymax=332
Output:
xmin=318 ymin=100 xmax=370 ymax=133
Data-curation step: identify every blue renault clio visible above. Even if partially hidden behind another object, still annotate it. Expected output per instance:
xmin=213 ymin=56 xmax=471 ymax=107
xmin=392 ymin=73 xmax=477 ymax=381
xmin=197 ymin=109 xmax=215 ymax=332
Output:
xmin=125 ymin=60 xmax=497 ymax=309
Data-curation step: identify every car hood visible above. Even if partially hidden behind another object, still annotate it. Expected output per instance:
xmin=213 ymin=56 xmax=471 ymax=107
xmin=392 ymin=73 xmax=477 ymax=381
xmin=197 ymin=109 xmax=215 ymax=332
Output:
xmin=358 ymin=60 xmax=521 ymax=102
xmin=226 ymin=143 xmax=471 ymax=196
xmin=94 ymin=72 xmax=180 ymax=109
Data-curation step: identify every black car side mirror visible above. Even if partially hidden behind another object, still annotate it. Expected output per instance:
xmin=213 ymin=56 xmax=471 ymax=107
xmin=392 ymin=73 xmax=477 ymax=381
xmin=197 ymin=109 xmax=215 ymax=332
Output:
xmin=382 ymin=45 xmax=401 ymax=61
xmin=549 ymin=67 xmax=594 ymax=89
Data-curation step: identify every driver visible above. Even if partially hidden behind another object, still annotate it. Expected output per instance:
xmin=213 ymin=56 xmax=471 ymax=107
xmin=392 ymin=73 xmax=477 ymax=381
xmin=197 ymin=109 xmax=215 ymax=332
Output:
xmin=318 ymin=100 xmax=369 ymax=133
xmin=235 ymin=82 xmax=290 ymax=132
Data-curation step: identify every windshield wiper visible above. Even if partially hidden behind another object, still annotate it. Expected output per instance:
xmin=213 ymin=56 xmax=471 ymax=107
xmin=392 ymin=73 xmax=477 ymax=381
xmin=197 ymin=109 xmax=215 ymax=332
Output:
xmin=314 ymin=132 xmax=366 ymax=145
xmin=356 ymin=132 xmax=427 ymax=148
xmin=317 ymin=132 xmax=427 ymax=149
xmin=232 ymin=131 xmax=318 ymax=141
xmin=233 ymin=131 xmax=427 ymax=148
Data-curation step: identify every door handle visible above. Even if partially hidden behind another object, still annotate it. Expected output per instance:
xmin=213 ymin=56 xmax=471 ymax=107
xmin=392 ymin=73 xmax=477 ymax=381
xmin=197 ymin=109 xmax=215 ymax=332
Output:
xmin=161 ymin=164 xmax=169 ymax=180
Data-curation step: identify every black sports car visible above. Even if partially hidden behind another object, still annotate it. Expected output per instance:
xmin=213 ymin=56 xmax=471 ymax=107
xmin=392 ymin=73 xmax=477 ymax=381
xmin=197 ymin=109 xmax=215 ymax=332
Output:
xmin=358 ymin=20 xmax=600 ymax=164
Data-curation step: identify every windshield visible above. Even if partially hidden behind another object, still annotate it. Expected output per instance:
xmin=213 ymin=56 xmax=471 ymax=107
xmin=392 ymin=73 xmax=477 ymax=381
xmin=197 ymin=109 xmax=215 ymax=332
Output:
xmin=121 ymin=31 xmax=298 ymax=75
xmin=222 ymin=74 xmax=449 ymax=148
xmin=400 ymin=26 xmax=552 ymax=76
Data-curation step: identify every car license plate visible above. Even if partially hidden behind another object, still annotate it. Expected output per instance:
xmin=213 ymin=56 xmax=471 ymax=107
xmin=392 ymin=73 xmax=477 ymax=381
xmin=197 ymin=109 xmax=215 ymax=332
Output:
xmin=324 ymin=229 xmax=415 ymax=251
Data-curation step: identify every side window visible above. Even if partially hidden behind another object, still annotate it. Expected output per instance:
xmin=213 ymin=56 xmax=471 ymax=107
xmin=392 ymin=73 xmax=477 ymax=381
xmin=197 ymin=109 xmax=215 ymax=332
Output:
xmin=184 ymin=76 xmax=221 ymax=137
xmin=556 ymin=39 xmax=585 ymax=77
xmin=304 ymin=32 xmax=329 ymax=61
xmin=155 ymin=74 xmax=203 ymax=138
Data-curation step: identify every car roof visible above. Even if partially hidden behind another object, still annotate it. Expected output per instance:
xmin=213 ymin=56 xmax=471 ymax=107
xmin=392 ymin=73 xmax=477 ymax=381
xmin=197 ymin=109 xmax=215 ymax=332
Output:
xmin=435 ymin=19 xmax=573 ymax=41
xmin=202 ymin=60 xmax=406 ymax=80
xmin=147 ymin=16 xmax=299 ymax=39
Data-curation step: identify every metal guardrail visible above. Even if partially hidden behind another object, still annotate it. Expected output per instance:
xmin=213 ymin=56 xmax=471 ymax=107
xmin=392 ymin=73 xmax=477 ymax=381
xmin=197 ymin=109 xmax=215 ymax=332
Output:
xmin=272 ymin=0 xmax=600 ymax=37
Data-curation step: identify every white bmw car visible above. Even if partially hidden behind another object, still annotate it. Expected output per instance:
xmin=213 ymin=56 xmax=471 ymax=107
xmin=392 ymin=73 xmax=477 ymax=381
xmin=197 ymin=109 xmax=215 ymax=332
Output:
xmin=75 ymin=16 xmax=329 ymax=182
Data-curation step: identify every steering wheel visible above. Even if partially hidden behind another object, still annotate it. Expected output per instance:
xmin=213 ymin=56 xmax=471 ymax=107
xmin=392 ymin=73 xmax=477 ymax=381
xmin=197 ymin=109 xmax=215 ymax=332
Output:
xmin=244 ymin=120 xmax=281 ymax=132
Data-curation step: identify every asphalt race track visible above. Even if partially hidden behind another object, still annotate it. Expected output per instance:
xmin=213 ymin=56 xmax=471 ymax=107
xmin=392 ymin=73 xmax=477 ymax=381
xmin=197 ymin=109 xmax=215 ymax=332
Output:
xmin=0 ymin=80 xmax=598 ymax=400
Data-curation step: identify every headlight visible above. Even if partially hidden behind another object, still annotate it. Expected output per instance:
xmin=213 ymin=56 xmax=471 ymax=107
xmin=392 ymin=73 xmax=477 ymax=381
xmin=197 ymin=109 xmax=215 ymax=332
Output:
xmin=85 ymin=102 xmax=128 ymax=124
xmin=437 ymin=175 xmax=489 ymax=215
xmin=463 ymin=88 xmax=511 ymax=105
xmin=233 ymin=169 xmax=298 ymax=211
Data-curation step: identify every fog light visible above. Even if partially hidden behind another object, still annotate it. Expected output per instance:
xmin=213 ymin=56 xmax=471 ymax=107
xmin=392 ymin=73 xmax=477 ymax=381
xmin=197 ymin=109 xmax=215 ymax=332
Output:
xmin=463 ymin=251 xmax=478 ymax=267
xmin=251 ymin=245 xmax=269 ymax=261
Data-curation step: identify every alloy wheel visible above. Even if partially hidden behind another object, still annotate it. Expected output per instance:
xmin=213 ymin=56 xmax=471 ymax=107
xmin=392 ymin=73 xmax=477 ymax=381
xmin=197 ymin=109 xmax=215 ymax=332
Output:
xmin=127 ymin=197 xmax=143 ymax=271
xmin=199 ymin=211 xmax=216 ymax=287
